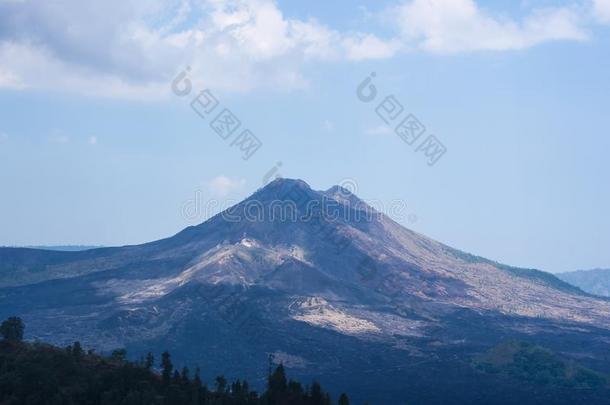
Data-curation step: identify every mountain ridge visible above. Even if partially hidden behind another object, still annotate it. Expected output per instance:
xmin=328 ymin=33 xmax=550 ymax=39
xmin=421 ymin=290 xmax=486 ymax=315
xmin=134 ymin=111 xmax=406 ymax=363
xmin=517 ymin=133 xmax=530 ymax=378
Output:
xmin=0 ymin=178 xmax=602 ymax=317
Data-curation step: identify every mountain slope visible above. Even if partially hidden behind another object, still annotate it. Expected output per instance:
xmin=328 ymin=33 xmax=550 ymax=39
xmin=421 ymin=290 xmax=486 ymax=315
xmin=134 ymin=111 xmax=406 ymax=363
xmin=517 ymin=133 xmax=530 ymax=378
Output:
xmin=1 ymin=178 xmax=610 ymax=404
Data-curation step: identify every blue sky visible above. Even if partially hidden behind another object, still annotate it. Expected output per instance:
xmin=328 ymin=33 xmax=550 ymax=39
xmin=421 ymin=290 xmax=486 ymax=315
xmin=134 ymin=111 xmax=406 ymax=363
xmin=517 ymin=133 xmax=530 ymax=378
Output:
xmin=1 ymin=0 xmax=609 ymax=273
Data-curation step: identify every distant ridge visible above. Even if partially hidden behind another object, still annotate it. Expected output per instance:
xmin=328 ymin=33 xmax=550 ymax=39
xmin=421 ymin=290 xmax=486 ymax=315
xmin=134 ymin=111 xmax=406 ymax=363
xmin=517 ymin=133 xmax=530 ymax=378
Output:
xmin=558 ymin=268 xmax=610 ymax=297
xmin=22 ymin=245 xmax=105 ymax=252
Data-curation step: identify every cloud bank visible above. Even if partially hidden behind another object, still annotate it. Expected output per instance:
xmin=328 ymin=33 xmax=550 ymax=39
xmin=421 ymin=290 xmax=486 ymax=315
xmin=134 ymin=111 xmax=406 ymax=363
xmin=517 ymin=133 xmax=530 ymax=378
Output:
xmin=0 ymin=0 xmax=604 ymax=98
xmin=391 ymin=0 xmax=587 ymax=53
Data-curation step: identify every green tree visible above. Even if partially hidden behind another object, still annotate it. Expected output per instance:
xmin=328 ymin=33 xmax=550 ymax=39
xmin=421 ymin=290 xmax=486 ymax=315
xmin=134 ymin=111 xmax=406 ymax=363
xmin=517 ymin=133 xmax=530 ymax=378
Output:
xmin=0 ymin=316 xmax=24 ymax=343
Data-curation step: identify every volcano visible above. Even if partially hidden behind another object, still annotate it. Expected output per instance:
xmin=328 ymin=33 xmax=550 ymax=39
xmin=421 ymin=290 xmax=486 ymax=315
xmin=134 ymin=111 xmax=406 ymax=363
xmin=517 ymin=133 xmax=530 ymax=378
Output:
xmin=1 ymin=178 xmax=609 ymax=404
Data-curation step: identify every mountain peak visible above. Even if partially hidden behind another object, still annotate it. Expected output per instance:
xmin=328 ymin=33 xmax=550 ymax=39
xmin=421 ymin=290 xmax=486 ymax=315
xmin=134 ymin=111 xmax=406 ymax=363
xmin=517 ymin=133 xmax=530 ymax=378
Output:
xmin=265 ymin=178 xmax=311 ymax=191
xmin=260 ymin=179 xmax=360 ymax=201
xmin=253 ymin=178 xmax=315 ymax=203
xmin=324 ymin=184 xmax=365 ymax=209
xmin=325 ymin=185 xmax=353 ymax=196
xmin=253 ymin=178 xmax=372 ymax=217
xmin=257 ymin=179 xmax=368 ymax=213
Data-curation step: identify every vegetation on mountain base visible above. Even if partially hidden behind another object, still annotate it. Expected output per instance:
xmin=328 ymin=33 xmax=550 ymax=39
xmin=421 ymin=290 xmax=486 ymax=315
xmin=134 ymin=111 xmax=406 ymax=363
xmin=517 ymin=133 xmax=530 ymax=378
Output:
xmin=0 ymin=317 xmax=350 ymax=405
xmin=474 ymin=341 xmax=607 ymax=389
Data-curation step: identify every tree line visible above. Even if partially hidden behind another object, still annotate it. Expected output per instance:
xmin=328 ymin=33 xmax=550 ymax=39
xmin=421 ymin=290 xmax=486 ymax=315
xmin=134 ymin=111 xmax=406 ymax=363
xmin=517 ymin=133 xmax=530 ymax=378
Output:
xmin=0 ymin=317 xmax=352 ymax=405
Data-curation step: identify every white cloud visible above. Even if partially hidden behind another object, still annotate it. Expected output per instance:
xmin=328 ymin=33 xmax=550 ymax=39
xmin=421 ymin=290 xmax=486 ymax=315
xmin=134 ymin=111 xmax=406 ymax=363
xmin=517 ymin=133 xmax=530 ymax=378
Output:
xmin=0 ymin=0 xmax=598 ymax=98
xmin=0 ymin=67 xmax=23 ymax=89
xmin=290 ymin=19 xmax=341 ymax=60
xmin=391 ymin=0 xmax=588 ymax=53
xmin=0 ymin=0 xmax=359 ymax=97
xmin=593 ymin=0 xmax=610 ymax=23
xmin=207 ymin=175 xmax=246 ymax=197
xmin=88 ymin=136 xmax=98 ymax=145
xmin=365 ymin=125 xmax=393 ymax=136
xmin=343 ymin=34 xmax=401 ymax=60
xmin=210 ymin=0 xmax=293 ymax=60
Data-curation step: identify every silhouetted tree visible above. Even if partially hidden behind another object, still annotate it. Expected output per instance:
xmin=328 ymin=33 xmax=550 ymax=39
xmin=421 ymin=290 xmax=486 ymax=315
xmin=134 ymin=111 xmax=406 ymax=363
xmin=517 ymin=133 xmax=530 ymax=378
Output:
xmin=111 ymin=348 xmax=127 ymax=362
xmin=193 ymin=367 xmax=202 ymax=387
xmin=266 ymin=363 xmax=288 ymax=404
xmin=191 ymin=367 xmax=203 ymax=405
xmin=173 ymin=369 xmax=182 ymax=385
xmin=269 ymin=363 xmax=288 ymax=392
xmin=161 ymin=351 xmax=173 ymax=385
xmin=215 ymin=375 xmax=227 ymax=393
xmin=338 ymin=393 xmax=350 ymax=405
xmin=288 ymin=379 xmax=304 ymax=397
xmin=232 ymin=380 xmax=243 ymax=399
xmin=241 ymin=380 xmax=251 ymax=401
xmin=72 ymin=341 xmax=84 ymax=360
xmin=0 ymin=317 xmax=24 ymax=343
xmin=181 ymin=366 xmax=190 ymax=385
xmin=145 ymin=351 xmax=154 ymax=370
xmin=310 ymin=381 xmax=324 ymax=405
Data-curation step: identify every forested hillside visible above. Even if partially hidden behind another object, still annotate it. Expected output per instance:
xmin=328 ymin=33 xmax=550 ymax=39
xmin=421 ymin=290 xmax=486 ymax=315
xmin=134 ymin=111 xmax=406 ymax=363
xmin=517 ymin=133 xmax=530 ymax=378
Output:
xmin=0 ymin=317 xmax=350 ymax=405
